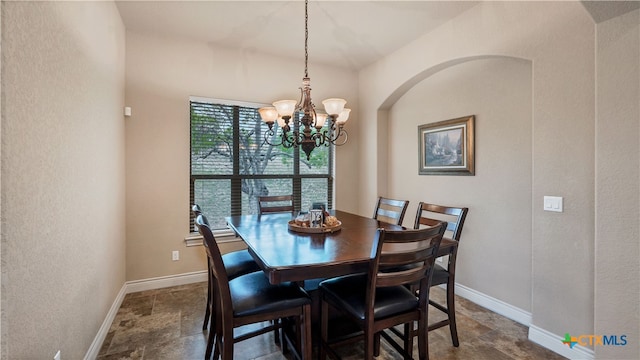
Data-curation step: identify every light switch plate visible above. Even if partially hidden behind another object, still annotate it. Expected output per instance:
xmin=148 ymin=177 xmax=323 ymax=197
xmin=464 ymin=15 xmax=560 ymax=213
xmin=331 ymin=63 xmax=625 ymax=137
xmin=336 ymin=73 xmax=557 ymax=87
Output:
xmin=543 ymin=196 xmax=563 ymax=212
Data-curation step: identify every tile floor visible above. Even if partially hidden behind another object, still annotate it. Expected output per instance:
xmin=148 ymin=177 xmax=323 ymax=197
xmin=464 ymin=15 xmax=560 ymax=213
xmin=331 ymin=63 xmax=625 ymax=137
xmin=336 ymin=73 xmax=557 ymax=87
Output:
xmin=97 ymin=281 xmax=566 ymax=359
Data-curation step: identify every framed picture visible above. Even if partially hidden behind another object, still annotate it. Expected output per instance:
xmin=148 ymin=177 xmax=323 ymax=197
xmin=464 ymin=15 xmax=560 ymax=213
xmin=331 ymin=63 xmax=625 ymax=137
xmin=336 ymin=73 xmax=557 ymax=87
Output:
xmin=418 ymin=115 xmax=475 ymax=175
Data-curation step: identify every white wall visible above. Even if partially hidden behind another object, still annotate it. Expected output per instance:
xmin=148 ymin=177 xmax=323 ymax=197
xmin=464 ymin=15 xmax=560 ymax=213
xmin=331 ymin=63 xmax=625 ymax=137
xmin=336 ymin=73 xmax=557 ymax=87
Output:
xmin=359 ymin=0 xmax=596 ymax=352
xmin=595 ymin=9 xmax=640 ymax=359
xmin=388 ymin=57 xmax=533 ymax=311
xmin=124 ymin=31 xmax=359 ymax=281
xmin=1 ymin=1 xmax=126 ymax=358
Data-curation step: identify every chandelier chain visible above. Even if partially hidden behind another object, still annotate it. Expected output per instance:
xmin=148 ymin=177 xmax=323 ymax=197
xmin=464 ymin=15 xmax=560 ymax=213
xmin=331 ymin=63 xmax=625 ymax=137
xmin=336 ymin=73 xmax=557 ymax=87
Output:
xmin=304 ymin=0 xmax=309 ymax=78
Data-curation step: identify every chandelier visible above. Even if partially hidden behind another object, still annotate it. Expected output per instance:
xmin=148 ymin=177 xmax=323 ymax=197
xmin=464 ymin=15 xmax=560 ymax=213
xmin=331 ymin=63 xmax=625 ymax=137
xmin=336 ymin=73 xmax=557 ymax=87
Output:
xmin=259 ymin=0 xmax=350 ymax=160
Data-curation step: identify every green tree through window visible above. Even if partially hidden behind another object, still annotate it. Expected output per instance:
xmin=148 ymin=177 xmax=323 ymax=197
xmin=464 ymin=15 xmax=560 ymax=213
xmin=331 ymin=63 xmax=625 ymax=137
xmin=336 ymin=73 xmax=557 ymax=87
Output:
xmin=190 ymin=99 xmax=334 ymax=230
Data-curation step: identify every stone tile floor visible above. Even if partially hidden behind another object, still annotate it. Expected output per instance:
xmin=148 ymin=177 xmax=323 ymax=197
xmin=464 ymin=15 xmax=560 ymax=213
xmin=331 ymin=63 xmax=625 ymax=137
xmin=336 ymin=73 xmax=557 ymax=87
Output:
xmin=97 ymin=281 xmax=566 ymax=359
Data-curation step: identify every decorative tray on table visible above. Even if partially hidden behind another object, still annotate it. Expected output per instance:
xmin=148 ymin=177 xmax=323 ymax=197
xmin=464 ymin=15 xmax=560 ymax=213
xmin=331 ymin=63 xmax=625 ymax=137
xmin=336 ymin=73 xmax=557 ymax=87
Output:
xmin=288 ymin=213 xmax=342 ymax=234
xmin=288 ymin=220 xmax=342 ymax=233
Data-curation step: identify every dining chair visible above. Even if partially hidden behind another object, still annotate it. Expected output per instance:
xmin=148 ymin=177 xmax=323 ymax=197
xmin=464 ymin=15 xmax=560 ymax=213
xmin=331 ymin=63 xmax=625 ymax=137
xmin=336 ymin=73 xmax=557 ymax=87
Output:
xmin=318 ymin=223 xmax=446 ymax=360
xmin=191 ymin=205 xmax=261 ymax=332
xmin=258 ymin=194 xmax=295 ymax=215
xmin=372 ymin=196 xmax=410 ymax=225
xmin=413 ymin=202 xmax=469 ymax=347
xmin=196 ymin=214 xmax=313 ymax=360
xmin=255 ymin=196 xmax=295 ymax=344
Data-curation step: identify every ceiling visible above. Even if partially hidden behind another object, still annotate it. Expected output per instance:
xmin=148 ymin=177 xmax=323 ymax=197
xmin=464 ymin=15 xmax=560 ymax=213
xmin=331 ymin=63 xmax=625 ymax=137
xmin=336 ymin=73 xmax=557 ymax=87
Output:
xmin=580 ymin=0 xmax=640 ymax=23
xmin=115 ymin=1 xmax=639 ymax=71
xmin=115 ymin=0 xmax=479 ymax=71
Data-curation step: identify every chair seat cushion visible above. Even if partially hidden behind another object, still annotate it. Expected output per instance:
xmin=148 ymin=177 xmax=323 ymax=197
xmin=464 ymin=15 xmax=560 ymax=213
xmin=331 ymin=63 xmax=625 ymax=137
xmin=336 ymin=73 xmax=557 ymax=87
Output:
xmin=319 ymin=274 xmax=418 ymax=321
xmin=222 ymin=250 xmax=261 ymax=280
xmin=431 ymin=264 xmax=449 ymax=286
xmin=302 ymin=277 xmax=326 ymax=292
xmin=229 ymin=272 xmax=311 ymax=318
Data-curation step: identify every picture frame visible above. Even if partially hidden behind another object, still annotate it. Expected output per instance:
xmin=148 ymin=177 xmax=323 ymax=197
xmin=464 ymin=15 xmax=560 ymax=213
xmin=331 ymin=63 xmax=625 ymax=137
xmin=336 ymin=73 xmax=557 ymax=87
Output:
xmin=418 ymin=115 xmax=475 ymax=175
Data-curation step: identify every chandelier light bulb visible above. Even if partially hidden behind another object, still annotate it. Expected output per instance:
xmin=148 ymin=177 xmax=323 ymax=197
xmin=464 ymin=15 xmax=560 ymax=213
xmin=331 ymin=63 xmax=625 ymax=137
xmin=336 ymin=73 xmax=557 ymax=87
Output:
xmin=315 ymin=113 xmax=328 ymax=128
xmin=336 ymin=108 xmax=351 ymax=124
xmin=273 ymin=100 xmax=297 ymax=117
xmin=322 ymin=98 xmax=347 ymax=116
xmin=258 ymin=107 xmax=279 ymax=123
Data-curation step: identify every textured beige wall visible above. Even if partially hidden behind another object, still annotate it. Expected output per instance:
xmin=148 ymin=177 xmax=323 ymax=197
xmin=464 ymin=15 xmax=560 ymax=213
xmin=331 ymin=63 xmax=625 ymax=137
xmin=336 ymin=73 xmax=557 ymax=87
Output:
xmin=388 ymin=57 xmax=533 ymax=311
xmin=0 ymin=2 xmax=3 ymax=357
xmin=124 ymin=32 xmax=359 ymax=281
xmin=595 ymin=9 xmax=640 ymax=359
xmin=359 ymin=0 xmax=595 ymax=341
xmin=1 ymin=2 xmax=126 ymax=358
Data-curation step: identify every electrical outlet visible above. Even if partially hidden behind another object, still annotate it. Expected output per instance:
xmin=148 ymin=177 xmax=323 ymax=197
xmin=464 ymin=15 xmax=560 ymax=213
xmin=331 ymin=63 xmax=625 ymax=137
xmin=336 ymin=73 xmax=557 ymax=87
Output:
xmin=54 ymin=350 xmax=61 ymax=360
xmin=172 ymin=251 xmax=179 ymax=261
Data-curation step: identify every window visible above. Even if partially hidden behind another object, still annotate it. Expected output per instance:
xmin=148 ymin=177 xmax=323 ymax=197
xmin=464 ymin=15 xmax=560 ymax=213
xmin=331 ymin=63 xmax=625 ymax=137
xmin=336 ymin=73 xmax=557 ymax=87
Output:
xmin=190 ymin=98 xmax=334 ymax=231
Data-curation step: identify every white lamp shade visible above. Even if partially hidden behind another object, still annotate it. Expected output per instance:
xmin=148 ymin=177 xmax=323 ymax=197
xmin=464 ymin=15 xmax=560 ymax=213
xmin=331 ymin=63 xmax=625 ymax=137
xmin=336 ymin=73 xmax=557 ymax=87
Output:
xmin=336 ymin=108 xmax=351 ymax=124
xmin=322 ymin=98 xmax=347 ymax=116
xmin=315 ymin=113 xmax=327 ymax=128
xmin=258 ymin=107 xmax=279 ymax=123
xmin=273 ymin=100 xmax=297 ymax=117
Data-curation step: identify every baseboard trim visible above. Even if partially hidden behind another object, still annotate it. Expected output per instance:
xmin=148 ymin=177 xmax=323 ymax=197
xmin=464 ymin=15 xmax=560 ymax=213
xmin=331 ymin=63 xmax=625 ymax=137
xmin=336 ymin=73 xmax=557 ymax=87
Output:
xmin=528 ymin=324 xmax=595 ymax=360
xmin=125 ymin=270 xmax=208 ymax=294
xmin=84 ymin=271 xmax=208 ymax=359
xmin=453 ymin=283 xmax=532 ymax=326
xmin=84 ymin=284 xmax=127 ymax=360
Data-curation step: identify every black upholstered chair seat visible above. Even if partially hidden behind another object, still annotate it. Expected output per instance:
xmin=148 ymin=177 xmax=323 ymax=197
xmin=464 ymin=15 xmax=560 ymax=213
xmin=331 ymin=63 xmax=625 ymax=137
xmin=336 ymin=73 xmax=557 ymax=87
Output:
xmin=319 ymin=274 xmax=418 ymax=321
xmin=230 ymin=272 xmax=312 ymax=318
xmin=223 ymin=250 xmax=261 ymax=279
xmin=431 ymin=264 xmax=449 ymax=286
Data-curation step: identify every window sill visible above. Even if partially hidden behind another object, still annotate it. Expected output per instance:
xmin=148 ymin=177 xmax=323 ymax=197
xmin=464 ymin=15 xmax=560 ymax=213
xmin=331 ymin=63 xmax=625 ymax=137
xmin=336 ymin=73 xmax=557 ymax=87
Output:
xmin=184 ymin=228 xmax=241 ymax=247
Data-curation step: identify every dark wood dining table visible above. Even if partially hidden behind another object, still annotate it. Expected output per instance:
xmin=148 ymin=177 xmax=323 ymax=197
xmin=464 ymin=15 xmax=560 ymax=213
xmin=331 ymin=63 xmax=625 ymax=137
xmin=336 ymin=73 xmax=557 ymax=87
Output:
xmin=226 ymin=210 xmax=457 ymax=285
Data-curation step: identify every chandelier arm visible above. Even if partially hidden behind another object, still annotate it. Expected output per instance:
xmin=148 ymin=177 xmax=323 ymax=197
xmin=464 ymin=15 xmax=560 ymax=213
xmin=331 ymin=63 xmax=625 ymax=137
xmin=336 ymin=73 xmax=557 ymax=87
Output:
xmin=311 ymin=130 xmax=325 ymax=147
xmin=297 ymin=87 xmax=305 ymax=113
xmin=309 ymin=105 xmax=318 ymax=128
xmin=284 ymin=129 xmax=304 ymax=148
xmin=264 ymin=126 xmax=284 ymax=146
xmin=321 ymin=122 xmax=348 ymax=146
xmin=324 ymin=121 xmax=339 ymax=143
xmin=333 ymin=128 xmax=348 ymax=146
xmin=282 ymin=130 xmax=294 ymax=148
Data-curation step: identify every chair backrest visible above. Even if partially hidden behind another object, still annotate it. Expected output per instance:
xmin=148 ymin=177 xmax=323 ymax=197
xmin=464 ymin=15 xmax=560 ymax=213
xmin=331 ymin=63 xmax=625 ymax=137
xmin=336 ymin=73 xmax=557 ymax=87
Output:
xmin=366 ymin=224 xmax=446 ymax=312
xmin=413 ymin=202 xmax=468 ymax=242
xmin=372 ymin=197 xmax=410 ymax=225
xmin=258 ymin=195 xmax=294 ymax=215
xmin=195 ymin=214 xmax=233 ymax=312
xmin=192 ymin=204 xmax=210 ymax=226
